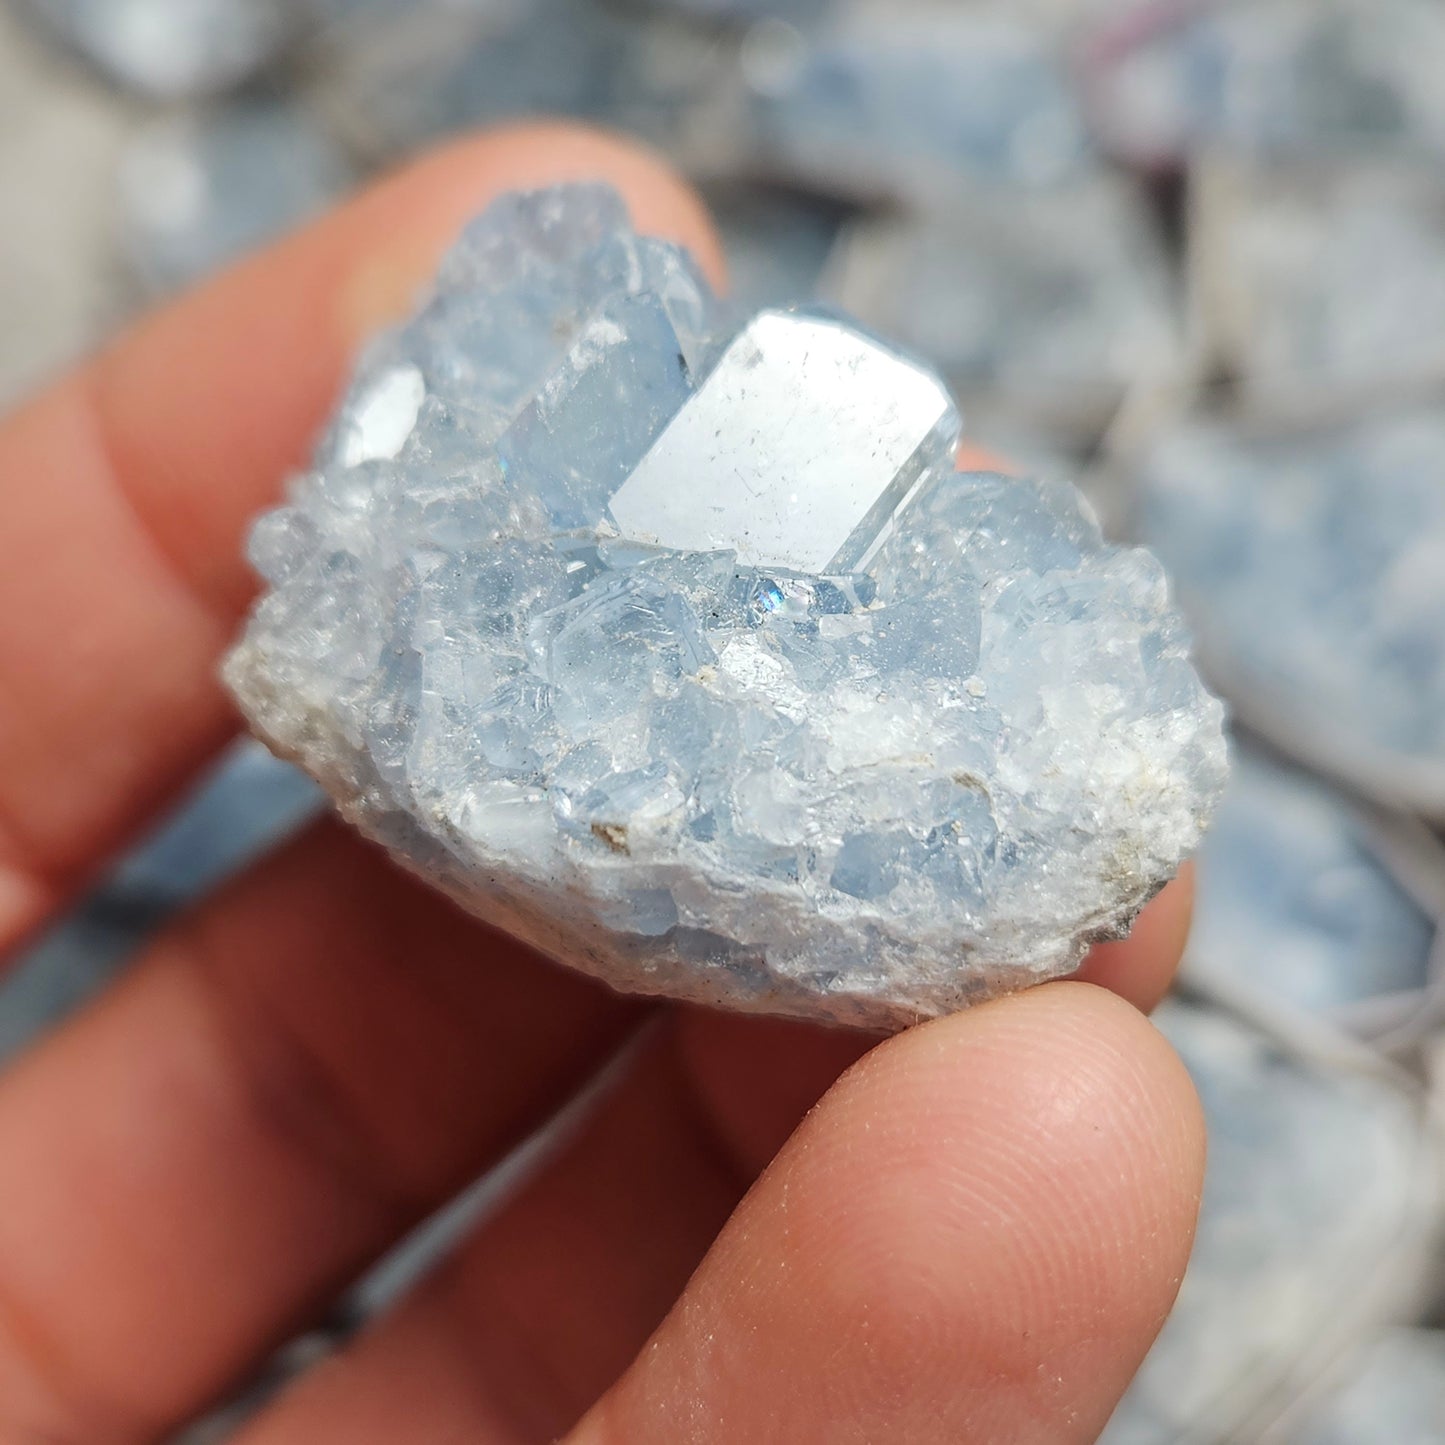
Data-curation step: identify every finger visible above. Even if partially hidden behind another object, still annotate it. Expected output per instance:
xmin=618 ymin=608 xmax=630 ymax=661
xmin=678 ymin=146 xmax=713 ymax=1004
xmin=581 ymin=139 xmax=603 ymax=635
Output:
xmin=233 ymin=1024 xmax=747 ymax=1445
xmin=571 ymin=984 xmax=1204 ymax=1445
xmin=231 ymin=984 xmax=1202 ymax=1445
xmin=0 ymin=122 xmax=723 ymax=955
xmin=0 ymin=825 xmax=647 ymax=1444
xmin=214 ymin=861 xmax=1193 ymax=1444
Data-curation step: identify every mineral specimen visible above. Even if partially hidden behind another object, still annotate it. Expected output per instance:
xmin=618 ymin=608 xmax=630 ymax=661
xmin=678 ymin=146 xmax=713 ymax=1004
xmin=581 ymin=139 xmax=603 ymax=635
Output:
xmin=225 ymin=183 xmax=1226 ymax=1028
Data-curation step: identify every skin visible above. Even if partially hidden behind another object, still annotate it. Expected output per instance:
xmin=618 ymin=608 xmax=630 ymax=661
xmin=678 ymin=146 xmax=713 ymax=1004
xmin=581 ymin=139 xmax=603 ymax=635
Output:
xmin=0 ymin=124 xmax=1204 ymax=1444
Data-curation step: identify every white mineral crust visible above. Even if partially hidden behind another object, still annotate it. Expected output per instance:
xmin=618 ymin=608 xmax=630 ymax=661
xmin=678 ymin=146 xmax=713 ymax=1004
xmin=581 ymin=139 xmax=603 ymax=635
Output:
xmin=225 ymin=183 xmax=1226 ymax=1028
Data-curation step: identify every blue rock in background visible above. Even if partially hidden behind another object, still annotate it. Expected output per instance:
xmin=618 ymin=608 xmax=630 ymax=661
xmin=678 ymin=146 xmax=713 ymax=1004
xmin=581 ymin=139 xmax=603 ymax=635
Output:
xmin=1187 ymin=740 xmax=1437 ymax=1022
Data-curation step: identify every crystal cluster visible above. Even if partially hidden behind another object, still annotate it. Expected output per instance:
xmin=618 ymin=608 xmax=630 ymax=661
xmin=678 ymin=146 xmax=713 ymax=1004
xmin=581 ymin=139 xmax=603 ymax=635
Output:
xmin=224 ymin=184 xmax=1225 ymax=1028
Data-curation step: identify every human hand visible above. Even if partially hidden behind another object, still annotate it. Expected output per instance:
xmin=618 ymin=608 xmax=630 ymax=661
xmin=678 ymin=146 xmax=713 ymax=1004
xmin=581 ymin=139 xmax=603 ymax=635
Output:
xmin=0 ymin=126 xmax=1203 ymax=1444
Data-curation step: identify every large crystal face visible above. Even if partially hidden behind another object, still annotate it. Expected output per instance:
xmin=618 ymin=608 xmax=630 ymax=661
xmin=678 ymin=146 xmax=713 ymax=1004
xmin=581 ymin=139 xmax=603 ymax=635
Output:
xmin=225 ymin=183 xmax=1227 ymax=1028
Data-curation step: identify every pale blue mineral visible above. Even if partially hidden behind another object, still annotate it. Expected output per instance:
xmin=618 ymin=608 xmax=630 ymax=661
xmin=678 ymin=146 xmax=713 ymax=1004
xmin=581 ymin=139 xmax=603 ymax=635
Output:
xmin=120 ymin=100 xmax=354 ymax=294
xmin=1104 ymin=1003 xmax=1436 ymax=1445
xmin=20 ymin=0 xmax=292 ymax=97
xmin=1188 ymin=741 xmax=1436 ymax=1024
xmin=1092 ymin=0 xmax=1445 ymax=170
xmin=1297 ymin=1331 xmax=1445 ymax=1445
xmin=1134 ymin=412 xmax=1445 ymax=808
xmin=225 ymin=184 xmax=1226 ymax=1027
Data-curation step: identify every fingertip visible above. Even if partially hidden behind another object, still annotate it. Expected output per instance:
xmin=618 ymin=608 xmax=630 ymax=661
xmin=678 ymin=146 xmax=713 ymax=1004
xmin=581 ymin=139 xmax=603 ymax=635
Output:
xmin=585 ymin=983 xmax=1204 ymax=1445
xmin=776 ymin=984 xmax=1205 ymax=1434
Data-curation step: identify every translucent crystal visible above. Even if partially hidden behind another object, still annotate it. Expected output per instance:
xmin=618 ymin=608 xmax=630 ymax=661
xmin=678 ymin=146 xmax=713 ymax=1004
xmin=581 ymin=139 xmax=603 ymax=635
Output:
xmin=225 ymin=183 xmax=1226 ymax=1028
xmin=609 ymin=309 xmax=957 ymax=572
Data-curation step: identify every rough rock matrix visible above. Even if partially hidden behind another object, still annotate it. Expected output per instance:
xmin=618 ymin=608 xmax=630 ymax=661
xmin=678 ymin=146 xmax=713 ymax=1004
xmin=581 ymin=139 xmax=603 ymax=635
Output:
xmin=226 ymin=184 xmax=1226 ymax=1027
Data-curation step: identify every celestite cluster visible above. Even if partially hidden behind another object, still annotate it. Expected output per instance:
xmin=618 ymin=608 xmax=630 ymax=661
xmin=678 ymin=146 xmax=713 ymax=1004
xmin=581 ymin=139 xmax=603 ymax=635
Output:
xmin=225 ymin=184 xmax=1226 ymax=1028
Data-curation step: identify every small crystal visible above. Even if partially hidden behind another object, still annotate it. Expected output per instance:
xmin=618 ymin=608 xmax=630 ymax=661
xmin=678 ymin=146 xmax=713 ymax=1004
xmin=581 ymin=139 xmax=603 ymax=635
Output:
xmin=225 ymin=183 xmax=1226 ymax=1028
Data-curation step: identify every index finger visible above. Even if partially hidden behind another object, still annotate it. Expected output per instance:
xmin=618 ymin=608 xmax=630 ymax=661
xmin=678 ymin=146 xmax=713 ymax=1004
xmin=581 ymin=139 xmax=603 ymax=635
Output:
xmin=0 ymin=124 xmax=724 ymax=955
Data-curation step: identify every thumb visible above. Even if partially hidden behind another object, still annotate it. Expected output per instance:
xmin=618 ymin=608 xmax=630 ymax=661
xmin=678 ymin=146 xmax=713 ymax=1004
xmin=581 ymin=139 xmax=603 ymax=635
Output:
xmin=567 ymin=983 xmax=1204 ymax=1445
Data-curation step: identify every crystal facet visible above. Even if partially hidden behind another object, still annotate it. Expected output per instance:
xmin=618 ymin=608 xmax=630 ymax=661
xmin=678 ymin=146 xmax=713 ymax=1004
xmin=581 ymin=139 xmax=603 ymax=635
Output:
xmin=225 ymin=183 xmax=1227 ymax=1029
xmin=609 ymin=309 xmax=958 ymax=573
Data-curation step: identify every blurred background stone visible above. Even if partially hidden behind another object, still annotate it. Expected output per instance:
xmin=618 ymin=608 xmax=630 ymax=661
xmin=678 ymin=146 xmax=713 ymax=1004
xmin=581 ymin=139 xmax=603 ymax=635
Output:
xmin=1102 ymin=1001 xmax=1441 ymax=1444
xmin=1292 ymin=1330 xmax=1445 ymax=1445
xmin=1184 ymin=738 xmax=1442 ymax=1042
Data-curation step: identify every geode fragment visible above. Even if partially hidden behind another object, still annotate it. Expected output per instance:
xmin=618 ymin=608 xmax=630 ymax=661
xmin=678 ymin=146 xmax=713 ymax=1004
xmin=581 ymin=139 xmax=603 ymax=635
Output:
xmin=225 ymin=184 xmax=1226 ymax=1028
